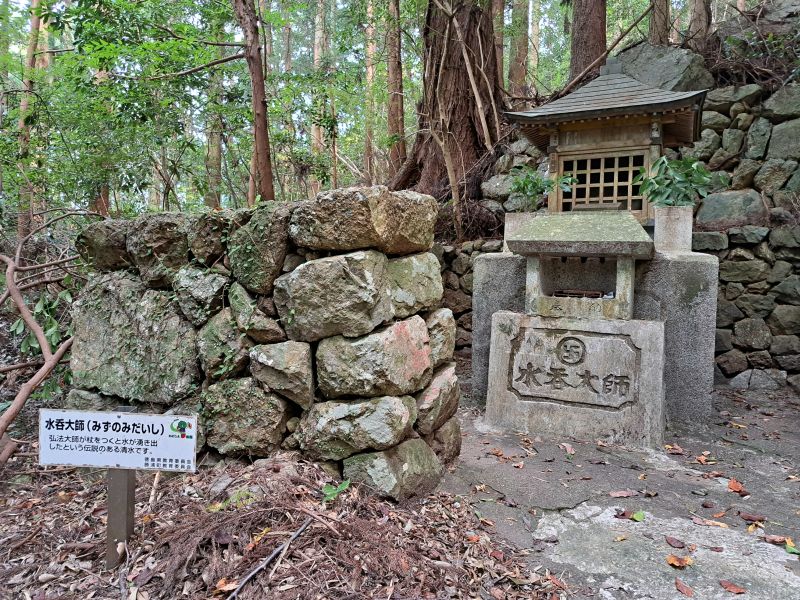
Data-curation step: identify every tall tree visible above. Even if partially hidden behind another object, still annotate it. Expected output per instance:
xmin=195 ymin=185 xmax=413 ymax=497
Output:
xmin=232 ymin=0 xmax=276 ymax=202
xmin=0 ymin=0 xmax=10 ymax=196
xmin=491 ymin=0 xmax=504 ymax=84
xmin=568 ymin=0 xmax=606 ymax=80
xmin=390 ymin=0 xmax=503 ymax=239
xmin=386 ymin=0 xmax=406 ymax=177
xmin=648 ymin=0 xmax=670 ymax=45
xmin=507 ymin=0 xmax=529 ymax=102
xmin=528 ymin=0 xmax=539 ymax=89
xmin=17 ymin=0 xmax=42 ymax=242
xmin=687 ymin=0 xmax=711 ymax=53
xmin=363 ymin=0 xmax=376 ymax=184
xmin=309 ymin=0 xmax=326 ymax=196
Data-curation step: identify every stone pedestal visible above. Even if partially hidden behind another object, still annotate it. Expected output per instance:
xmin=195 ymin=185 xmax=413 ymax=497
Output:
xmin=486 ymin=312 xmax=665 ymax=447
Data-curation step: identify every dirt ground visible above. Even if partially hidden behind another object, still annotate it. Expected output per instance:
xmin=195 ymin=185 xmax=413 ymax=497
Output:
xmin=446 ymin=387 xmax=800 ymax=599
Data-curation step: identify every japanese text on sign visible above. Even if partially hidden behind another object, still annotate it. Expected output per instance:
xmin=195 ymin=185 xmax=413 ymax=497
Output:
xmin=39 ymin=409 xmax=197 ymax=472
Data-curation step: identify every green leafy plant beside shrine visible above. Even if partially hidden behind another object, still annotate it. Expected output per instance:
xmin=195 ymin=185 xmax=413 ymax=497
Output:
xmin=634 ymin=156 xmax=728 ymax=208
xmin=511 ymin=167 xmax=578 ymax=211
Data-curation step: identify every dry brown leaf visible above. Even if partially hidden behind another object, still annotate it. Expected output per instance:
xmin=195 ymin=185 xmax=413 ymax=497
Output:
xmin=665 ymin=444 xmax=685 ymax=455
xmin=666 ymin=554 xmax=694 ymax=569
xmin=762 ymin=535 xmax=788 ymax=545
xmin=739 ymin=512 xmax=766 ymax=523
xmin=720 ymin=580 xmax=746 ymax=594
xmin=692 ymin=516 xmax=729 ymax=528
xmin=713 ymin=510 xmax=727 ymax=518
xmin=675 ymin=577 xmax=694 ymax=597
xmin=665 ymin=536 xmax=686 ymax=549
xmin=609 ymin=489 xmax=639 ymax=498
xmin=559 ymin=442 xmax=575 ymax=455
xmin=489 ymin=448 xmax=504 ymax=457
xmin=215 ymin=578 xmax=238 ymax=592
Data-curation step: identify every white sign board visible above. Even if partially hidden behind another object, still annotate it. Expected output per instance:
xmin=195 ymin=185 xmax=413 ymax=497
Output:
xmin=39 ymin=409 xmax=197 ymax=472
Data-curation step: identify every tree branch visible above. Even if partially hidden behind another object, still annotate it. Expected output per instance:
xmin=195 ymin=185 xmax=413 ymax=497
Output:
xmin=154 ymin=25 xmax=246 ymax=48
xmin=116 ymin=53 xmax=245 ymax=81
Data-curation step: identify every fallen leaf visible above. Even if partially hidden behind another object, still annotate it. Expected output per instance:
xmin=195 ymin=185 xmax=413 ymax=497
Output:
xmin=739 ymin=512 xmax=766 ymax=523
xmin=614 ymin=535 xmax=628 ymax=542
xmin=713 ymin=510 xmax=727 ymax=518
xmin=615 ymin=509 xmax=633 ymax=519
xmin=719 ymin=580 xmax=746 ymax=594
xmin=559 ymin=442 xmax=575 ymax=456
xmin=702 ymin=501 xmax=715 ymax=508
xmin=727 ymin=478 xmax=748 ymax=496
xmin=489 ymin=550 xmax=504 ymax=561
xmin=631 ymin=510 xmax=646 ymax=522
xmin=609 ymin=489 xmax=639 ymax=498
xmin=692 ymin=517 xmax=729 ymax=528
xmin=489 ymin=588 xmax=504 ymax=600
xmin=666 ymin=554 xmax=694 ymax=569
xmin=762 ymin=535 xmax=788 ymax=545
xmin=786 ymin=542 xmax=800 ymax=556
xmin=666 ymin=536 xmax=686 ymax=549
xmin=215 ymin=578 xmax=238 ymax=592
xmin=665 ymin=444 xmax=685 ymax=455
xmin=465 ymin=535 xmax=480 ymax=543
xmin=675 ymin=577 xmax=694 ymax=597
xmin=746 ymin=523 xmax=760 ymax=533
xmin=489 ymin=448 xmax=504 ymax=457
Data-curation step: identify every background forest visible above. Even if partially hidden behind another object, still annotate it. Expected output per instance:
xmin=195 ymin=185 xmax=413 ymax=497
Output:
xmin=0 ymin=0 xmax=756 ymax=224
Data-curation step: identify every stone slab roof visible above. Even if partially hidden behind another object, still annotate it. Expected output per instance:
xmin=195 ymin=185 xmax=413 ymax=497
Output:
xmin=505 ymin=212 xmax=654 ymax=259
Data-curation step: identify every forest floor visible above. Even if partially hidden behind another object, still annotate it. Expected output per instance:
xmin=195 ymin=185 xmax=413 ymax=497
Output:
xmin=446 ymin=388 xmax=800 ymax=599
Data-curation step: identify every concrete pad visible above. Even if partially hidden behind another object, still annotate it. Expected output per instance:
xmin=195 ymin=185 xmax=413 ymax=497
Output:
xmin=485 ymin=312 xmax=664 ymax=447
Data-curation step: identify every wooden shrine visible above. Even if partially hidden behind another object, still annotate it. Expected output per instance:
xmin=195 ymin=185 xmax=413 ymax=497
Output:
xmin=506 ymin=59 xmax=706 ymax=222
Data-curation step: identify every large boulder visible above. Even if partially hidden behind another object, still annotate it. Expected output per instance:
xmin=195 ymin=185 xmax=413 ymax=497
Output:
xmin=343 ymin=438 xmax=443 ymax=501
xmin=316 ymin=316 xmax=433 ymax=399
xmin=754 ymin=159 xmax=798 ymax=193
xmin=274 ymin=250 xmax=394 ymax=342
xmin=425 ymin=308 xmax=457 ymax=367
xmin=289 ymin=186 xmax=438 ymax=255
xmin=228 ymin=282 xmax=285 ymax=343
xmin=250 ymin=341 xmax=314 ymax=408
xmin=75 ymin=220 xmax=132 ymax=271
xmin=71 ymin=272 xmax=199 ymax=404
xmin=202 ymin=378 xmax=288 ymax=455
xmin=767 ymin=118 xmax=800 ymax=161
xmin=762 ymin=84 xmax=800 ymax=122
xmin=172 ymin=265 xmax=227 ymax=326
xmin=197 ymin=308 xmax=252 ymax=379
xmin=695 ymin=189 xmax=768 ymax=230
xmin=386 ymin=252 xmax=443 ymax=318
xmin=228 ymin=202 xmax=292 ymax=295
xmin=415 ymin=363 xmax=460 ymax=435
xmin=704 ymin=84 xmax=763 ymax=113
xmin=295 ymin=396 xmax=417 ymax=461
xmin=617 ymin=42 xmax=713 ymax=91
xmin=126 ymin=213 xmax=188 ymax=288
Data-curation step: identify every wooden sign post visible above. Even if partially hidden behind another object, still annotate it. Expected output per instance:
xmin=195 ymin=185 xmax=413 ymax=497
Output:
xmin=38 ymin=408 xmax=197 ymax=569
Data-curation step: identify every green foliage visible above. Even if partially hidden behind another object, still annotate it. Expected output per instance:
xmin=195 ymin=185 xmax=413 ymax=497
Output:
xmin=634 ymin=156 xmax=727 ymax=208
xmin=511 ymin=167 xmax=577 ymax=210
xmin=11 ymin=289 xmax=74 ymax=356
xmin=321 ymin=479 xmax=350 ymax=503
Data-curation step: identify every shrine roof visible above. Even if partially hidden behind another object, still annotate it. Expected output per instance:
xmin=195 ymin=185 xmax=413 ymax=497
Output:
xmin=506 ymin=69 xmax=705 ymax=127
xmin=505 ymin=212 xmax=654 ymax=259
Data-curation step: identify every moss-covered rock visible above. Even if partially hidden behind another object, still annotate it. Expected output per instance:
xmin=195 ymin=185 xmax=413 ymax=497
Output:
xmin=386 ymin=252 xmax=443 ymax=318
xmin=71 ymin=272 xmax=199 ymax=404
xmin=343 ymin=438 xmax=443 ymax=501
xmin=187 ymin=210 xmax=250 ymax=265
xmin=202 ymin=378 xmax=288 ymax=455
xmin=75 ymin=219 xmax=132 ymax=271
xmin=172 ymin=265 xmax=227 ymax=326
xmin=425 ymin=308 xmax=456 ymax=368
xmin=316 ymin=316 xmax=433 ymax=399
xmin=125 ymin=213 xmax=189 ymax=288
xmin=250 ymin=341 xmax=314 ymax=408
xmin=295 ymin=396 xmax=417 ymax=460
xmin=274 ymin=250 xmax=394 ymax=342
xmin=228 ymin=282 xmax=286 ymax=343
xmin=197 ymin=308 xmax=252 ymax=380
xmin=228 ymin=202 xmax=291 ymax=294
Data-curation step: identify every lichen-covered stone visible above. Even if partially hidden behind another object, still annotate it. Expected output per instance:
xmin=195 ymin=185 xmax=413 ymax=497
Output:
xmin=172 ymin=265 xmax=227 ymax=326
xmin=702 ymin=111 xmax=731 ymax=132
xmin=762 ymin=84 xmax=800 ymax=122
xmin=731 ymin=159 xmax=761 ymax=190
xmin=425 ymin=308 xmax=456 ymax=368
xmin=773 ymin=275 xmax=800 ymax=305
xmin=75 ymin=220 xmax=132 ymax=271
xmin=692 ymin=232 xmax=728 ymax=251
xmin=197 ymin=308 xmax=251 ymax=379
xmin=721 ymin=128 xmax=745 ymax=154
xmin=617 ymin=42 xmax=714 ymax=91
xmin=728 ymin=226 xmax=770 ymax=245
xmin=719 ymin=259 xmax=770 ymax=283
xmin=754 ymin=159 xmax=797 ymax=193
xmin=734 ymin=293 xmax=776 ymax=318
xmin=695 ymin=189 xmax=767 ymax=230
xmin=704 ymin=84 xmax=762 ymax=113
xmin=316 ymin=316 xmax=433 ymax=399
xmin=71 ymin=272 xmax=199 ymax=404
xmin=187 ymin=210 xmax=251 ymax=265
xmin=289 ymin=186 xmax=438 ymax=255
xmin=734 ymin=317 xmax=772 ymax=350
xmin=745 ymin=117 xmax=772 ymax=159
xmin=343 ymin=438 xmax=443 ymax=501
xmin=274 ymin=250 xmax=393 ymax=342
xmin=126 ymin=213 xmax=189 ymax=288
xmin=480 ymin=174 xmax=515 ymax=201
xmin=423 ymin=415 xmax=461 ymax=464
xmin=202 ymin=378 xmax=288 ymax=455
xmin=415 ymin=363 xmax=460 ymax=435
xmin=228 ymin=202 xmax=291 ymax=295
xmin=65 ymin=389 xmax=122 ymax=412
xmin=228 ymin=282 xmax=286 ymax=343
xmin=295 ymin=396 xmax=417 ymax=460
xmin=767 ymin=119 xmax=800 ymax=161
xmin=250 ymin=341 xmax=314 ymax=408
xmin=386 ymin=252 xmax=443 ymax=318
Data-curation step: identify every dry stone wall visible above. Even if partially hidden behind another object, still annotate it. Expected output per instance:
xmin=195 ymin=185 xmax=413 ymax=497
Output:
xmin=69 ymin=186 xmax=461 ymax=500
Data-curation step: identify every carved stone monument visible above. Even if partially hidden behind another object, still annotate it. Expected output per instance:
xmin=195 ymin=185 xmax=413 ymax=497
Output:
xmin=485 ymin=212 xmax=666 ymax=446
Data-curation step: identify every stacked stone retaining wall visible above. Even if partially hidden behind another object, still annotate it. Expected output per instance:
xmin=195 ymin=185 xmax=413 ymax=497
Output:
xmin=69 ymin=186 xmax=462 ymax=500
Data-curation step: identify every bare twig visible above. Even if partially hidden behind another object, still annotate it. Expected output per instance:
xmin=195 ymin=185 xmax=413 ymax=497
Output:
xmin=148 ymin=471 xmax=162 ymax=513
xmin=228 ymin=517 xmax=313 ymax=599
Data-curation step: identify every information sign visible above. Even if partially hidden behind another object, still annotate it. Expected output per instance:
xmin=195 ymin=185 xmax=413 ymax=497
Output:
xmin=39 ymin=409 xmax=197 ymax=472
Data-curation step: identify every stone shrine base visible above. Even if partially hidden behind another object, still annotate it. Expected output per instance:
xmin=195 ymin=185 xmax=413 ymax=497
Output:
xmin=486 ymin=312 xmax=664 ymax=447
